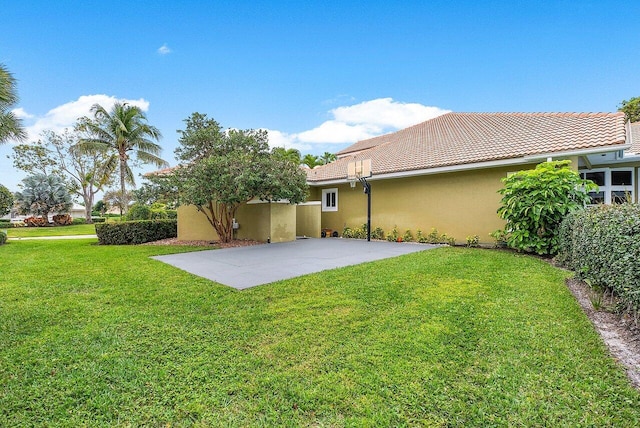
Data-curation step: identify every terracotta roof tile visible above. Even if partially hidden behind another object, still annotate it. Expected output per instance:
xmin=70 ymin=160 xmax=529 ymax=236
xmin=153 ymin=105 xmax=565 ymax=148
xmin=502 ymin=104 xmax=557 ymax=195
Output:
xmin=309 ymin=112 xmax=627 ymax=183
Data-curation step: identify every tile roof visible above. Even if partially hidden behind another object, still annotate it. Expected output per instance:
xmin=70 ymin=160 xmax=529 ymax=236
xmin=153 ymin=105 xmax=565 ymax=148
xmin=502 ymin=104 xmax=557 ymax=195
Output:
xmin=307 ymin=112 xmax=627 ymax=183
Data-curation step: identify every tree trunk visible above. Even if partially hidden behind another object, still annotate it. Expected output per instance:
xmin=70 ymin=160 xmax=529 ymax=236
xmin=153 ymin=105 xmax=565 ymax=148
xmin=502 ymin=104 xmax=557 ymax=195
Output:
xmin=119 ymin=154 xmax=127 ymax=216
xmin=83 ymin=191 xmax=94 ymax=223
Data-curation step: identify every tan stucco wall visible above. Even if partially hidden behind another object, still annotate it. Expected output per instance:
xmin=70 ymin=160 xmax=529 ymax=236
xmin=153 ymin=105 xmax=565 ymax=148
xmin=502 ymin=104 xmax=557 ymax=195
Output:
xmin=296 ymin=202 xmax=321 ymax=238
xmin=177 ymin=205 xmax=221 ymax=241
xmin=314 ymin=165 xmax=533 ymax=244
xmin=178 ymin=202 xmax=297 ymax=242
xmin=234 ymin=203 xmax=271 ymax=241
xmin=269 ymin=203 xmax=297 ymax=242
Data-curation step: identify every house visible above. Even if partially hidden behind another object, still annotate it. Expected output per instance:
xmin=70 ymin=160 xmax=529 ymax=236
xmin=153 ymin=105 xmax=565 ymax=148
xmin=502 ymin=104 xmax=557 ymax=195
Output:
xmin=177 ymin=112 xmax=640 ymax=244
xmin=304 ymin=112 xmax=640 ymax=244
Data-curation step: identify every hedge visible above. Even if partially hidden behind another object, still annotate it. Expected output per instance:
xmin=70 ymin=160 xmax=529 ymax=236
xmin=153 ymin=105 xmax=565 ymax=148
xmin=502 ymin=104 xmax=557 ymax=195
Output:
xmin=95 ymin=219 xmax=177 ymax=245
xmin=557 ymin=203 xmax=640 ymax=313
xmin=0 ymin=231 xmax=6 ymax=245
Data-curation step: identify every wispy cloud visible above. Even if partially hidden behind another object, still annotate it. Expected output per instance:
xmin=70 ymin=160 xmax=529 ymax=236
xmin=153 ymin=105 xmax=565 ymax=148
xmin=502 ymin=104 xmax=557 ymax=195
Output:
xmin=11 ymin=107 xmax=34 ymax=119
xmin=19 ymin=94 xmax=150 ymax=142
xmin=265 ymin=97 xmax=450 ymax=152
xmin=157 ymin=43 xmax=172 ymax=55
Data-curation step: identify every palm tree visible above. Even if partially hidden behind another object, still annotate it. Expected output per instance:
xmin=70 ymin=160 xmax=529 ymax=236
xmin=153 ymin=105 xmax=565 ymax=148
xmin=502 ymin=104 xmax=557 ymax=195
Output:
xmin=0 ymin=64 xmax=27 ymax=143
xmin=320 ymin=151 xmax=337 ymax=165
xmin=302 ymin=154 xmax=320 ymax=168
xmin=77 ymin=102 xmax=168 ymax=214
xmin=272 ymin=147 xmax=301 ymax=165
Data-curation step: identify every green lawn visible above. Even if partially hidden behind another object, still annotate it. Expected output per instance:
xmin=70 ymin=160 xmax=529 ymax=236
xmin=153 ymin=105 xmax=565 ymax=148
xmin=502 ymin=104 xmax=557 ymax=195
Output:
xmin=5 ymin=223 xmax=96 ymax=237
xmin=1 ymin=240 xmax=639 ymax=426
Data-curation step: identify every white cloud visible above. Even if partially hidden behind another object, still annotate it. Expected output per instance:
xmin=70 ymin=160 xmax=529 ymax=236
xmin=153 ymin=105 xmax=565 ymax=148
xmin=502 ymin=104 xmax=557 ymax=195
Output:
xmin=267 ymin=97 xmax=450 ymax=152
xmin=157 ymin=43 xmax=172 ymax=55
xmin=11 ymin=107 xmax=34 ymax=119
xmin=22 ymin=94 xmax=150 ymax=142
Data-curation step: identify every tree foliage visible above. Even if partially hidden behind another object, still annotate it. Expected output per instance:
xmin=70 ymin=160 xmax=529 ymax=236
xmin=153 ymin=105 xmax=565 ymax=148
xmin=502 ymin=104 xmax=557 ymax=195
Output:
xmin=0 ymin=63 xmax=27 ymax=144
xmin=14 ymin=174 xmax=73 ymax=222
xmin=302 ymin=154 xmax=321 ymax=168
xmin=76 ymin=102 xmax=167 ymax=213
xmin=0 ymin=184 xmax=13 ymax=216
xmin=496 ymin=160 xmax=595 ymax=255
xmin=320 ymin=151 xmax=337 ymax=164
xmin=13 ymin=128 xmax=112 ymax=222
xmin=272 ymin=147 xmax=301 ymax=165
xmin=175 ymin=113 xmax=308 ymax=242
xmin=133 ymin=175 xmax=179 ymax=208
xmin=102 ymin=189 xmax=133 ymax=215
xmin=619 ymin=96 xmax=640 ymax=123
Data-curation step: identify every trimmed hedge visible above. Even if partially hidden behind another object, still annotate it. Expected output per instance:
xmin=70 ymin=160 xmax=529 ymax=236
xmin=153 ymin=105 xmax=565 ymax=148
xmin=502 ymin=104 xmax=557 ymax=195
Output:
xmin=557 ymin=204 xmax=640 ymax=313
xmin=0 ymin=231 xmax=6 ymax=245
xmin=95 ymin=219 xmax=177 ymax=245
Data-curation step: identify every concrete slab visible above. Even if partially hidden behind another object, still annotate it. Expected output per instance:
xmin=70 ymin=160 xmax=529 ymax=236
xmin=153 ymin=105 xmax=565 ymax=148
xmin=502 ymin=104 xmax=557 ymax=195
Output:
xmin=152 ymin=238 xmax=438 ymax=290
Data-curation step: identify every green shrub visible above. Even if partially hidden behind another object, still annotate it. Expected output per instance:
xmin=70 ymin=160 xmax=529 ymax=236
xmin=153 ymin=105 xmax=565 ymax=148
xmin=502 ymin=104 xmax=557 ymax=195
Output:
xmin=371 ymin=227 xmax=384 ymax=240
xmin=497 ymin=160 xmax=595 ymax=255
xmin=165 ymin=210 xmax=177 ymax=220
xmin=386 ymin=225 xmax=399 ymax=242
xmin=402 ymin=230 xmax=413 ymax=242
xmin=91 ymin=217 xmax=106 ymax=223
xmin=0 ymin=221 xmax=13 ymax=229
xmin=150 ymin=209 xmax=168 ymax=220
xmin=126 ymin=204 xmax=152 ymax=221
xmin=0 ymin=231 xmax=6 ymax=245
xmin=557 ymin=204 xmax=640 ymax=314
xmin=466 ymin=235 xmax=480 ymax=247
xmin=95 ymin=219 xmax=177 ymax=245
xmin=72 ymin=217 xmax=87 ymax=225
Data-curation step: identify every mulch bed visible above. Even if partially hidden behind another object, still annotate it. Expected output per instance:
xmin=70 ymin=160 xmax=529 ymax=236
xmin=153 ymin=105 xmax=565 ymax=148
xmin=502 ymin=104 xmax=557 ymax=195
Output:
xmin=142 ymin=238 xmax=264 ymax=248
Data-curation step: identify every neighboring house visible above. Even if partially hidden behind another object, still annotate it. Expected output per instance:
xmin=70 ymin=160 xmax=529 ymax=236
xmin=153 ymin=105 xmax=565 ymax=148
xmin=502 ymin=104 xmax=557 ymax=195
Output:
xmin=1 ymin=203 xmax=86 ymax=222
xmin=177 ymin=112 xmax=640 ymax=244
xmin=305 ymin=112 xmax=640 ymax=244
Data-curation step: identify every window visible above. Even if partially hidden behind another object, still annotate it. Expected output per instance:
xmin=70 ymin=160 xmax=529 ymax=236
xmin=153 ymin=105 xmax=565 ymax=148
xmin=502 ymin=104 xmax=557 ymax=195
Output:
xmin=322 ymin=188 xmax=338 ymax=212
xmin=580 ymin=168 xmax=634 ymax=204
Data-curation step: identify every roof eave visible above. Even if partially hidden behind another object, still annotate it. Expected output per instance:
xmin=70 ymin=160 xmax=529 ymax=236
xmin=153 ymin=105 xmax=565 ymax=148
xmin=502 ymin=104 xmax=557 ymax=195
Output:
xmin=307 ymin=144 xmax=630 ymax=186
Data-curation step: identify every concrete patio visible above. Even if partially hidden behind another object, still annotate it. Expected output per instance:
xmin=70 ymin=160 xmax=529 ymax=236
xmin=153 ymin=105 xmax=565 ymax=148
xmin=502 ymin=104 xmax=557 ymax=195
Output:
xmin=152 ymin=238 xmax=438 ymax=290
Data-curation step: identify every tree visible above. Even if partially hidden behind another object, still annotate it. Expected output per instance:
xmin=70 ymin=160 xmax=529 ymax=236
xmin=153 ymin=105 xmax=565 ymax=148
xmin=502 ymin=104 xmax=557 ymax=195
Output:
xmin=14 ymin=174 xmax=72 ymax=223
xmin=13 ymin=128 xmax=112 ymax=222
xmin=302 ymin=154 xmax=321 ymax=168
xmin=102 ymin=189 xmax=132 ymax=216
xmin=0 ymin=184 xmax=13 ymax=216
xmin=0 ymin=64 xmax=27 ymax=144
xmin=619 ymin=97 xmax=640 ymax=123
xmin=320 ymin=151 xmax=337 ymax=165
xmin=93 ymin=200 xmax=106 ymax=215
xmin=132 ymin=175 xmax=179 ymax=208
xmin=272 ymin=147 xmax=301 ymax=165
xmin=76 ymin=102 xmax=168 ymax=215
xmin=496 ymin=160 xmax=595 ymax=255
xmin=175 ymin=113 xmax=308 ymax=242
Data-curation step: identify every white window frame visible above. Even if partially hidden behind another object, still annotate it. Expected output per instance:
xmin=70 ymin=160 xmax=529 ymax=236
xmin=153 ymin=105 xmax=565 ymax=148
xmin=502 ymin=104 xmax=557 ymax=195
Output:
xmin=580 ymin=167 xmax=635 ymax=204
xmin=322 ymin=188 xmax=338 ymax=212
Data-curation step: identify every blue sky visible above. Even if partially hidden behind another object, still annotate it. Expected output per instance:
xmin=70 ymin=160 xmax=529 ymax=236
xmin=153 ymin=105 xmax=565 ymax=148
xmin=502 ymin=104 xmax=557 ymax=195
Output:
xmin=2 ymin=1 xmax=639 ymax=193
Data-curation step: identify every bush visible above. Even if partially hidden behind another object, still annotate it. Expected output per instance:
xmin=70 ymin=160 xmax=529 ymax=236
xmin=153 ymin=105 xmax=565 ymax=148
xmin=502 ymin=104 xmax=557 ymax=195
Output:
xmin=0 ymin=231 xmax=6 ymax=245
xmin=402 ymin=230 xmax=413 ymax=242
xmin=91 ymin=217 xmax=106 ymax=223
xmin=24 ymin=216 xmax=48 ymax=227
xmin=53 ymin=214 xmax=72 ymax=226
xmin=95 ymin=219 xmax=177 ymax=245
xmin=126 ymin=203 xmax=152 ymax=221
xmin=371 ymin=227 xmax=384 ymax=240
xmin=72 ymin=217 xmax=87 ymax=225
xmin=557 ymin=204 xmax=640 ymax=314
xmin=497 ymin=160 xmax=594 ymax=255
xmin=386 ymin=226 xmax=399 ymax=242
xmin=0 ymin=221 xmax=13 ymax=229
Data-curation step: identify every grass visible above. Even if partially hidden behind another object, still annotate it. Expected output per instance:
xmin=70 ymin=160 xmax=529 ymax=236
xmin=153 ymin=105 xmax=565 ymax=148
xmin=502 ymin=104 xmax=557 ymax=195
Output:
xmin=5 ymin=223 xmax=96 ymax=238
xmin=1 ymin=240 xmax=639 ymax=426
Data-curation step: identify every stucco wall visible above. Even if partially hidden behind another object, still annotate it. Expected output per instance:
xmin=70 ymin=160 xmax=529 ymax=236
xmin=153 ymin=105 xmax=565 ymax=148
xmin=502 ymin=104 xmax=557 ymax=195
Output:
xmin=269 ymin=203 xmax=297 ymax=242
xmin=178 ymin=202 xmax=297 ymax=242
xmin=296 ymin=202 xmax=321 ymax=238
xmin=314 ymin=165 xmax=529 ymax=244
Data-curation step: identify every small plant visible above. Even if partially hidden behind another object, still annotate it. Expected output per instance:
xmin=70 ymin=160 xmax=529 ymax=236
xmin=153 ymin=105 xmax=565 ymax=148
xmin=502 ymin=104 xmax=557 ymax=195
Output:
xmin=427 ymin=228 xmax=440 ymax=244
xmin=416 ymin=229 xmax=426 ymax=243
xmin=0 ymin=231 xmax=7 ymax=245
xmin=342 ymin=226 xmax=353 ymax=238
xmin=386 ymin=225 xmax=399 ymax=242
xmin=371 ymin=227 xmax=384 ymax=240
xmin=402 ymin=230 xmax=413 ymax=242
xmin=490 ymin=229 xmax=508 ymax=248
xmin=466 ymin=235 xmax=479 ymax=248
